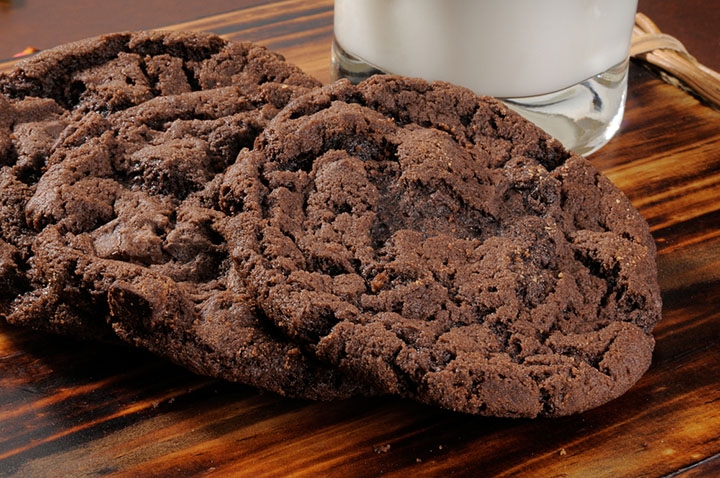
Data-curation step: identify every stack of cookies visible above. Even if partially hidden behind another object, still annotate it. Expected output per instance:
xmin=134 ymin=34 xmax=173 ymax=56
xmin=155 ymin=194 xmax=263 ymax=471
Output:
xmin=0 ymin=32 xmax=662 ymax=417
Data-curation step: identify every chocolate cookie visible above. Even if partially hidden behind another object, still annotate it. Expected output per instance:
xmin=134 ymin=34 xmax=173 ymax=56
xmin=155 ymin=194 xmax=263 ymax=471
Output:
xmin=1 ymin=33 xmax=373 ymax=400
xmin=0 ymin=30 xmax=319 ymax=321
xmin=0 ymin=30 xmax=319 ymax=114
xmin=223 ymin=76 xmax=662 ymax=417
xmin=4 ymin=85 xmax=278 ymax=337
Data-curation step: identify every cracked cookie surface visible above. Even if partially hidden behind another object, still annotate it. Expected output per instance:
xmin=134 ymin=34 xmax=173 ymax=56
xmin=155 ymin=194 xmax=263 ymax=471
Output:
xmin=0 ymin=32 xmax=372 ymax=400
xmin=0 ymin=30 xmax=318 ymax=114
xmin=223 ymin=76 xmax=662 ymax=417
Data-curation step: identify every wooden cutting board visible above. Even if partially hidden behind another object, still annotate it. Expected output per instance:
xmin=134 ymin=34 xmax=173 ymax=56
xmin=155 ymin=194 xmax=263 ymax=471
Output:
xmin=2 ymin=1 xmax=719 ymax=476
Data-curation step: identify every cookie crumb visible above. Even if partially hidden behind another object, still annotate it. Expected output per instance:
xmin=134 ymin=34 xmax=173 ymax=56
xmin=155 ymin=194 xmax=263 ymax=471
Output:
xmin=374 ymin=444 xmax=391 ymax=454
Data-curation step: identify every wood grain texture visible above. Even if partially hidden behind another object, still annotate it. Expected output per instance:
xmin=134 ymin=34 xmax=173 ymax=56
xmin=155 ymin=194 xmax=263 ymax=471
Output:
xmin=1 ymin=1 xmax=720 ymax=476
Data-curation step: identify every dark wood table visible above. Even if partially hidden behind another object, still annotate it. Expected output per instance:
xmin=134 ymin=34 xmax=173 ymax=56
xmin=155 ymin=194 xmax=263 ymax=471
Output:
xmin=1 ymin=1 xmax=719 ymax=476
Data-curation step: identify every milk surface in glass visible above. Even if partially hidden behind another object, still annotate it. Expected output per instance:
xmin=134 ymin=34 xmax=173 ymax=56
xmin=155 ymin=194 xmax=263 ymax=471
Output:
xmin=332 ymin=0 xmax=638 ymax=155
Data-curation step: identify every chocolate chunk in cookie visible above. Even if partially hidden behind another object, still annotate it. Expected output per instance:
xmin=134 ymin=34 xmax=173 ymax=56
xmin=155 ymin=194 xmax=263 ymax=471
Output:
xmin=223 ymin=76 xmax=662 ymax=417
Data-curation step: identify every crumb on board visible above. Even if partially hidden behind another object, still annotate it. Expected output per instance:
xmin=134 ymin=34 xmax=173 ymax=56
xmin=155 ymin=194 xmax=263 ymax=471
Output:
xmin=374 ymin=444 xmax=391 ymax=454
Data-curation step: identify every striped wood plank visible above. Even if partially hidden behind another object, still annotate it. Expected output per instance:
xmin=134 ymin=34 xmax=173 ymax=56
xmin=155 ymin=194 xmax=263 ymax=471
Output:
xmin=1 ymin=1 xmax=719 ymax=476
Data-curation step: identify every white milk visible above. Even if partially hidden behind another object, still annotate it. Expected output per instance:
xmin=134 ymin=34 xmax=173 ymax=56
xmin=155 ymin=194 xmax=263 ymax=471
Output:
xmin=334 ymin=0 xmax=637 ymax=98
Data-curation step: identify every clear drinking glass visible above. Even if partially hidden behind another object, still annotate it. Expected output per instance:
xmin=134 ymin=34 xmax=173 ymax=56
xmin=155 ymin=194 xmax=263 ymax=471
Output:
xmin=331 ymin=0 xmax=638 ymax=156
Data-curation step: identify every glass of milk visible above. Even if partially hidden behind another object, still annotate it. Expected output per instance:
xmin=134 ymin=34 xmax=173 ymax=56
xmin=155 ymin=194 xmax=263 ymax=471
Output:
xmin=331 ymin=0 xmax=638 ymax=156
